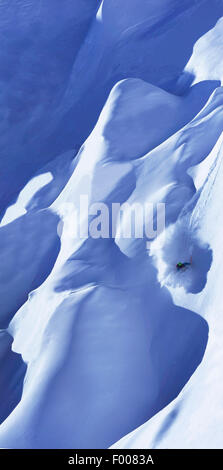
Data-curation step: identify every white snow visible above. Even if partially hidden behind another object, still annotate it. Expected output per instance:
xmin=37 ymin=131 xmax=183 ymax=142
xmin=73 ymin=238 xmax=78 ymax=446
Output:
xmin=0 ymin=173 xmax=53 ymax=226
xmin=0 ymin=0 xmax=223 ymax=450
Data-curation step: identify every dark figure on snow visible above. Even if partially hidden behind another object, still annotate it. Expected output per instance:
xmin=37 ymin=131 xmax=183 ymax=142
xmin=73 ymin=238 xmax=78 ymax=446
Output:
xmin=176 ymin=255 xmax=192 ymax=270
xmin=176 ymin=262 xmax=190 ymax=270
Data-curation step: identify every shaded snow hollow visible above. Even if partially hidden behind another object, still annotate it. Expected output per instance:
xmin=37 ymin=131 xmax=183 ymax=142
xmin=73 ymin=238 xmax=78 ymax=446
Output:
xmin=0 ymin=0 xmax=223 ymax=449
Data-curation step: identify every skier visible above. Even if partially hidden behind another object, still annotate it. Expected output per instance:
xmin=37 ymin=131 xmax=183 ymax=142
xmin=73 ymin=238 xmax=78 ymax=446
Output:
xmin=176 ymin=256 xmax=192 ymax=271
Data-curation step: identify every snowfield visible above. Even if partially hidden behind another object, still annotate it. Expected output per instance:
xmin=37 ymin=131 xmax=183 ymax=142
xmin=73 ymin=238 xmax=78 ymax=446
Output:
xmin=0 ymin=0 xmax=223 ymax=449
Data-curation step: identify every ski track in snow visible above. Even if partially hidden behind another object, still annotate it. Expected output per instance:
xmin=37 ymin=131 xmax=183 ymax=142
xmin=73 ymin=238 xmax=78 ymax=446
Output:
xmin=0 ymin=0 xmax=223 ymax=449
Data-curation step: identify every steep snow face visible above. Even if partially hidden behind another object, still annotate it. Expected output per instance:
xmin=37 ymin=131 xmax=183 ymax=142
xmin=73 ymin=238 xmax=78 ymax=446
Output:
xmin=112 ymin=134 xmax=223 ymax=450
xmin=186 ymin=17 xmax=223 ymax=85
xmin=97 ymin=0 xmax=182 ymax=37
xmin=2 ymin=0 xmax=222 ymax=213
xmin=0 ymin=0 xmax=100 ymax=212
xmin=0 ymin=209 xmax=60 ymax=328
xmin=1 ymin=0 xmax=223 ymax=450
xmin=62 ymin=0 xmax=223 ymax=122
xmin=0 ymin=330 xmax=26 ymax=426
xmin=0 ymin=77 xmax=222 ymax=449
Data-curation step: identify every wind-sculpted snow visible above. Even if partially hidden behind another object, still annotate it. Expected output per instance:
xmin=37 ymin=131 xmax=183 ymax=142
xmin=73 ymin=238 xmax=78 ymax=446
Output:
xmin=0 ymin=0 xmax=223 ymax=450
xmin=1 ymin=0 xmax=223 ymax=213
xmin=0 ymin=241 xmax=208 ymax=448
xmin=0 ymin=210 xmax=60 ymax=328
xmin=0 ymin=331 xmax=27 ymax=425
xmin=112 ymin=133 xmax=223 ymax=450
xmin=0 ymin=0 xmax=100 ymax=213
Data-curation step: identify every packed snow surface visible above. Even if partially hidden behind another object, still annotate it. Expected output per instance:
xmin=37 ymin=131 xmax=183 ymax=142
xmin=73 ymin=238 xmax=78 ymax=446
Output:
xmin=1 ymin=0 xmax=223 ymax=449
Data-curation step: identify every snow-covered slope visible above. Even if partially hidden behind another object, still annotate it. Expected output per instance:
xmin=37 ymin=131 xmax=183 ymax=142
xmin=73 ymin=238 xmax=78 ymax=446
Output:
xmin=112 ymin=132 xmax=223 ymax=449
xmin=0 ymin=0 xmax=100 ymax=212
xmin=1 ymin=0 xmax=223 ymax=449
